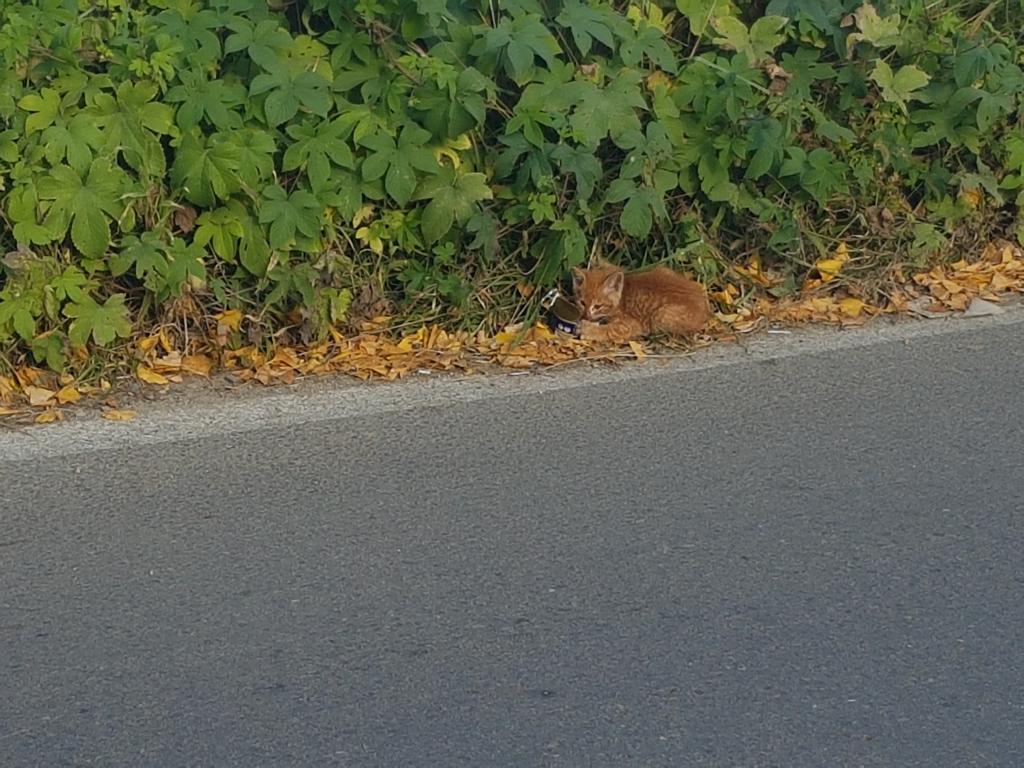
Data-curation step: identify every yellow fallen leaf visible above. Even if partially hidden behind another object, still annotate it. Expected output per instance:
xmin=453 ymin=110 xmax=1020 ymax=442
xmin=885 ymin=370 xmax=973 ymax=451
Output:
xmin=628 ymin=340 xmax=647 ymax=360
xmin=159 ymin=329 xmax=175 ymax=354
xmin=56 ymin=385 xmax=82 ymax=404
xmin=947 ymin=292 xmax=970 ymax=311
xmin=25 ymin=385 xmax=56 ymax=407
xmin=215 ymin=308 xmax=243 ymax=333
xmin=137 ymin=335 xmax=160 ymax=354
xmin=102 ymin=409 xmax=137 ymax=422
xmin=838 ymin=298 xmax=866 ymax=317
xmin=396 ymin=331 xmax=420 ymax=353
xmin=494 ymin=325 xmax=525 ymax=345
xmin=813 ymin=242 xmax=851 ymax=282
xmin=137 ymin=365 xmax=170 ymax=385
xmin=35 ymin=409 xmax=63 ymax=424
xmin=0 ymin=406 xmax=22 ymax=416
xmin=182 ymin=354 xmax=213 ymax=377
xmin=531 ymin=323 xmax=556 ymax=342
xmin=989 ymin=272 xmax=1016 ymax=292
xmin=733 ymin=255 xmax=772 ymax=286
xmin=814 ymin=258 xmax=846 ymax=281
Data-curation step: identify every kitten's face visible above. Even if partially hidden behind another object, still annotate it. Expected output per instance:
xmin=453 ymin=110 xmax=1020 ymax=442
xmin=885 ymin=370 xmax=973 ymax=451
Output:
xmin=572 ymin=266 xmax=624 ymax=322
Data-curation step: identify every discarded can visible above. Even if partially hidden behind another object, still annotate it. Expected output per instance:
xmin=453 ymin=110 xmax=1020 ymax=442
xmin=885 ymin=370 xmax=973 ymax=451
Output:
xmin=540 ymin=288 xmax=581 ymax=335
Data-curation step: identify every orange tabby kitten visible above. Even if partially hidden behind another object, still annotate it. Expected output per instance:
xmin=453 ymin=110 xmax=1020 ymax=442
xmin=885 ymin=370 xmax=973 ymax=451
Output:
xmin=571 ymin=261 xmax=710 ymax=343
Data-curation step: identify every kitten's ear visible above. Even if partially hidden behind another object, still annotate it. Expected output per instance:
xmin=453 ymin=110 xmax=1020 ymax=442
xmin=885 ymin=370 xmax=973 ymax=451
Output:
xmin=571 ymin=266 xmax=586 ymax=289
xmin=601 ymin=270 xmax=624 ymax=301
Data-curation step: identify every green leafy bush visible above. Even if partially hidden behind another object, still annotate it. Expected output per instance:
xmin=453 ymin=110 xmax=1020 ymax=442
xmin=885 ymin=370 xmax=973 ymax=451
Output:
xmin=1 ymin=0 xmax=1022 ymax=372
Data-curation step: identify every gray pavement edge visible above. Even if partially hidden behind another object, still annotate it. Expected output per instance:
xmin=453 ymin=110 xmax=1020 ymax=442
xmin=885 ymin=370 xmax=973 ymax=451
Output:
xmin=2 ymin=303 xmax=1022 ymax=463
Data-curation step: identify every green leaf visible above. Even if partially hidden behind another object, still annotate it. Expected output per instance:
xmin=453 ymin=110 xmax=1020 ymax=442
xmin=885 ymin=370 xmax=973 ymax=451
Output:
xmin=358 ymin=125 xmax=439 ymax=206
xmin=166 ymin=69 xmax=245 ymax=130
xmin=221 ymin=128 xmax=277 ymax=190
xmin=606 ymin=180 xmax=666 ymax=239
xmin=283 ymin=118 xmax=356 ymax=192
xmin=619 ymin=20 xmax=679 ymax=74
xmin=0 ymin=129 xmax=18 ymax=163
xmin=745 ymin=118 xmax=785 ymax=180
xmin=799 ymin=148 xmax=846 ymax=205
xmin=170 ymin=130 xmax=243 ymax=207
xmin=909 ymin=86 xmax=984 ymax=151
xmin=778 ymin=47 xmax=836 ymax=100
xmin=251 ymin=69 xmax=331 ymax=127
xmin=293 ymin=72 xmax=333 ymax=117
xmin=675 ymin=0 xmax=730 ymax=37
xmin=976 ymin=91 xmax=1014 ymax=132
xmin=765 ymin=0 xmax=840 ymax=31
xmin=415 ymin=172 xmax=494 ymax=242
xmin=109 ymin=233 xmax=168 ymax=289
xmin=49 ymin=266 xmax=92 ymax=304
xmin=87 ymin=81 xmax=175 ymax=176
xmin=471 ymin=14 xmax=562 ymax=85
xmin=846 ymin=3 xmax=902 ymax=54
xmin=160 ymin=239 xmax=207 ymax=296
xmin=259 ymin=185 xmax=323 ymax=250
xmin=41 ymin=113 xmax=103 ymax=173
xmin=13 ymin=308 xmax=36 ymax=342
xmin=64 ymin=294 xmax=132 ymax=347
xmin=225 ymin=18 xmax=293 ymax=70
xmin=711 ymin=15 xmax=787 ymax=62
xmin=551 ymin=143 xmax=603 ymax=200
xmin=232 ymin=200 xmax=272 ymax=276
xmin=556 ymin=1 xmax=621 ymax=56
xmin=409 ymin=67 xmax=491 ymax=140
xmin=18 ymin=88 xmax=60 ymax=134
xmin=193 ymin=207 xmax=246 ymax=262
xmin=31 ymin=333 xmax=65 ymax=373
xmin=37 ymin=161 xmax=128 ymax=259
xmin=569 ymin=71 xmax=646 ymax=147
xmin=870 ymin=61 xmax=929 ymax=110
xmin=154 ymin=7 xmax=223 ymax=65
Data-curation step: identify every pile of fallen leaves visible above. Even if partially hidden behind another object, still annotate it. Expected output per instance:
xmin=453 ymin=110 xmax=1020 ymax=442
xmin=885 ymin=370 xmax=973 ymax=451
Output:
xmin=720 ymin=240 xmax=1024 ymax=329
xmin=2 ymin=240 xmax=1023 ymax=425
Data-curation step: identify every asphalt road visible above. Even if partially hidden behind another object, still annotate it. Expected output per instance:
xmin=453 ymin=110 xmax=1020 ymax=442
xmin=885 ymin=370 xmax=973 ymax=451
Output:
xmin=3 ymin=314 xmax=1024 ymax=767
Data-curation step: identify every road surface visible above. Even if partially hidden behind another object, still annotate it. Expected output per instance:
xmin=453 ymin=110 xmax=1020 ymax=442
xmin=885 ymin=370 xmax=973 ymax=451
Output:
xmin=3 ymin=311 xmax=1023 ymax=767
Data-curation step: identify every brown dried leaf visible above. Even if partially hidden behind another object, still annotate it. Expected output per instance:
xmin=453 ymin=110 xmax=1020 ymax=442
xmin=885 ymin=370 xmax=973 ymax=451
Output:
xmin=152 ymin=352 xmax=183 ymax=372
xmin=0 ymin=374 xmax=18 ymax=403
xmin=25 ymin=385 xmax=56 ymax=407
xmin=173 ymin=205 xmax=198 ymax=234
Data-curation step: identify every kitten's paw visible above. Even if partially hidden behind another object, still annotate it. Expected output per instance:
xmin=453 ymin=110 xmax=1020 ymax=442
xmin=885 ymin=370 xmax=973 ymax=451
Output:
xmin=578 ymin=320 xmax=605 ymax=341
